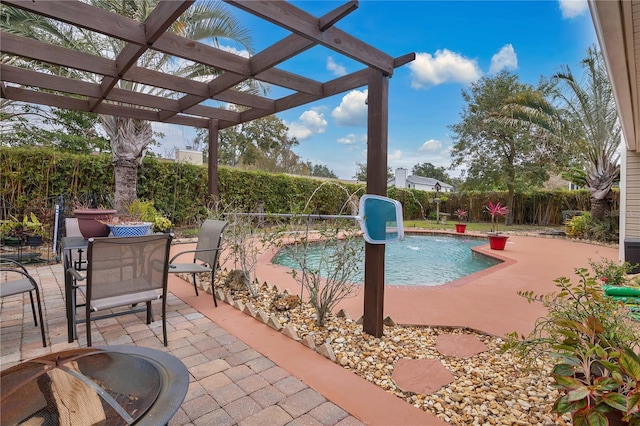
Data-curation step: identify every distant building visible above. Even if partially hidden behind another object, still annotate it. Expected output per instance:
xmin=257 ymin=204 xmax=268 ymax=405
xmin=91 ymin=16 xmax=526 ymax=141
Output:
xmin=175 ymin=148 xmax=203 ymax=165
xmin=387 ymin=168 xmax=454 ymax=192
xmin=543 ymin=174 xmax=582 ymax=191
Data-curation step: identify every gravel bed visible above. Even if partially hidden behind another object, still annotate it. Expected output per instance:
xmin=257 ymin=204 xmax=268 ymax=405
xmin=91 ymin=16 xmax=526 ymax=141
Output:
xmin=198 ymin=270 xmax=571 ymax=425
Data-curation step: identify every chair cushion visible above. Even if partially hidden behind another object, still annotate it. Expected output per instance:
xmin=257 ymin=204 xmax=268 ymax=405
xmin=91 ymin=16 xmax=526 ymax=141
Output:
xmin=168 ymin=263 xmax=212 ymax=274
xmin=0 ymin=279 xmax=34 ymax=297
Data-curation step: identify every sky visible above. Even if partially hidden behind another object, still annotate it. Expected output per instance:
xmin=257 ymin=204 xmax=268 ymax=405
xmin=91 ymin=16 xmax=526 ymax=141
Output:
xmin=152 ymin=0 xmax=597 ymax=181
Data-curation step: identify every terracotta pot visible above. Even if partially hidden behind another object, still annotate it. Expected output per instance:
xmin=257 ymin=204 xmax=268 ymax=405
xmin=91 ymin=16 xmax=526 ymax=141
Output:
xmin=455 ymin=224 xmax=467 ymax=233
xmin=73 ymin=209 xmax=117 ymax=238
xmin=488 ymin=234 xmax=509 ymax=250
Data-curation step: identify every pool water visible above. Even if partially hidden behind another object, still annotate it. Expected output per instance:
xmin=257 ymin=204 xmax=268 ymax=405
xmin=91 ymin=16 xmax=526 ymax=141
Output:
xmin=272 ymin=234 xmax=500 ymax=287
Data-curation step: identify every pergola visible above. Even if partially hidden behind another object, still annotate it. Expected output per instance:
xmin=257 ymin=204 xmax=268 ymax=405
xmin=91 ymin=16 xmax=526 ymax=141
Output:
xmin=0 ymin=0 xmax=415 ymax=337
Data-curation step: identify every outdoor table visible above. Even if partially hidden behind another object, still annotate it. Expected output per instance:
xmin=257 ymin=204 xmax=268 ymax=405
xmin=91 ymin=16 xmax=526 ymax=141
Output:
xmin=1 ymin=345 xmax=188 ymax=425
xmin=61 ymin=236 xmax=89 ymax=342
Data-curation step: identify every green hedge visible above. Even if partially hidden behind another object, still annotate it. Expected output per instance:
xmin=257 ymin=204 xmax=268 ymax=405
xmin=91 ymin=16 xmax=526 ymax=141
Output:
xmin=0 ymin=147 xmax=615 ymax=226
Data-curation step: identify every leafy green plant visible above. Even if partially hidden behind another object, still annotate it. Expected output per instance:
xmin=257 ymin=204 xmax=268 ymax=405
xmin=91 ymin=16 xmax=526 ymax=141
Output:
xmin=21 ymin=212 xmax=44 ymax=237
xmin=566 ymin=212 xmax=617 ymax=242
xmin=503 ymin=268 xmax=640 ymax=425
xmin=589 ymin=257 xmax=637 ymax=286
xmin=282 ymin=217 xmax=363 ymax=327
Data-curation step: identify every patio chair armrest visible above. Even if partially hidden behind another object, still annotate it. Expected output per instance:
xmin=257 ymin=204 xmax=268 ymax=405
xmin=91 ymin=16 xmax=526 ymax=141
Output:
xmin=67 ymin=267 xmax=86 ymax=282
xmin=169 ymin=247 xmax=222 ymax=263
xmin=170 ymin=240 xmax=197 ymax=246
xmin=0 ymin=267 xmax=37 ymax=284
xmin=0 ymin=258 xmax=30 ymax=274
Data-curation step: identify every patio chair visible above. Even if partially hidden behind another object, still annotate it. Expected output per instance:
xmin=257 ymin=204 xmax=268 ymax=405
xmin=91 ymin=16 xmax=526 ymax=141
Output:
xmin=0 ymin=258 xmax=46 ymax=347
xmin=66 ymin=234 xmax=172 ymax=347
xmin=168 ymin=219 xmax=228 ymax=306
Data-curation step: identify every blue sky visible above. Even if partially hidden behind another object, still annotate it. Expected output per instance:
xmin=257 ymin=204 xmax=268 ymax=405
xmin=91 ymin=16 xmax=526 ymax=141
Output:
xmin=154 ymin=0 xmax=597 ymax=181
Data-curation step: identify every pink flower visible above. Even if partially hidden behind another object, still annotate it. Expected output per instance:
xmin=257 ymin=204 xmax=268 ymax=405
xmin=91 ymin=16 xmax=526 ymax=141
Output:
xmin=486 ymin=201 xmax=509 ymax=232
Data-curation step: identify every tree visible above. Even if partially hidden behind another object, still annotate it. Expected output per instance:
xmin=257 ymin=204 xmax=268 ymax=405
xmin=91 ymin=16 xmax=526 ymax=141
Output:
xmin=411 ymin=162 xmax=451 ymax=182
xmin=552 ymin=47 xmax=620 ymax=221
xmin=1 ymin=0 xmax=254 ymax=212
xmin=353 ymin=162 xmax=393 ymax=181
xmin=449 ymin=71 xmax=564 ymax=224
xmin=308 ymin=163 xmax=338 ymax=179
xmin=195 ymin=114 xmax=300 ymax=173
xmin=1 ymin=106 xmax=110 ymax=153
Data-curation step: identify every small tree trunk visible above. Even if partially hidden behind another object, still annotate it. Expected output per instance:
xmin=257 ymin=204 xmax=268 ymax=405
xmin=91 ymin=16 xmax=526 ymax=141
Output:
xmin=113 ymin=158 xmax=138 ymax=214
xmin=506 ymin=187 xmax=515 ymax=226
xmin=590 ymin=196 xmax=611 ymax=222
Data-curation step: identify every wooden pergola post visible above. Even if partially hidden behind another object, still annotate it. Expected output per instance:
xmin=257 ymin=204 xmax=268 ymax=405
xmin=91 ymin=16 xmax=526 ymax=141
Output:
xmin=363 ymin=68 xmax=389 ymax=338
xmin=208 ymin=119 xmax=219 ymax=197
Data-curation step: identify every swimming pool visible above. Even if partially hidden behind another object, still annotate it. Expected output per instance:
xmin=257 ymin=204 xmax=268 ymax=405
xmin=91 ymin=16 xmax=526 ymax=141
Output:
xmin=272 ymin=234 xmax=500 ymax=287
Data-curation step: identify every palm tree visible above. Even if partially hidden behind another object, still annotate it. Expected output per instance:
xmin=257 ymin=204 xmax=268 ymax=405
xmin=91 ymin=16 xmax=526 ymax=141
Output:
xmin=1 ymin=0 xmax=255 ymax=212
xmin=552 ymin=47 xmax=621 ymax=221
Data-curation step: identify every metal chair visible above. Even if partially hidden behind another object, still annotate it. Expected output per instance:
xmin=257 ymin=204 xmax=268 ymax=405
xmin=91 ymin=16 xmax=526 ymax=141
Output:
xmin=0 ymin=258 xmax=46 ymax=347
xmin=66 ymin=234 xmax=172 ymax=346
xmin=168 ymin=220 xmax=228 ymax=306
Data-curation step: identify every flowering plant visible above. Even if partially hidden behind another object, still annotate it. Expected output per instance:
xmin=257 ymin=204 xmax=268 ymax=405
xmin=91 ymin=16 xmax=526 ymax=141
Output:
xmin=455 ymin=209 xmax=467 ymax=220
xmin=486 ymin=201 xmax=508 ymax=233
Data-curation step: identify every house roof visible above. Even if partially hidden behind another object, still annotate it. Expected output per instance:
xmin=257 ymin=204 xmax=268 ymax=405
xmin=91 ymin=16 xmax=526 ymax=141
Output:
xmin=387 ymin=174 xmax=454 ymax=189
xmin=589 ymin=0 xmax=640 ymax=152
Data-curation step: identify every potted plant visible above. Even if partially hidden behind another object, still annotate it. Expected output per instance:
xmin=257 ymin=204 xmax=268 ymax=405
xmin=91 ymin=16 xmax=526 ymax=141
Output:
xmin=73 ymin=201 xmax=117 ymax=239
xmin=97 ymin=199 xmax=167 ymax=237
xmin=503 ymin=268 xmax=640 ymax=425
xmin=22 ymin=212 xmax=45 ymax=247
xmin=454 ymin=209 xmax=468 ymax=233
xmin=0 ymin=216 xmax=24 ymax=246
xmin=486 ymin=201 xmax=509 ymax=250
xmin=153 ymin=215 xmax=172 ymax=234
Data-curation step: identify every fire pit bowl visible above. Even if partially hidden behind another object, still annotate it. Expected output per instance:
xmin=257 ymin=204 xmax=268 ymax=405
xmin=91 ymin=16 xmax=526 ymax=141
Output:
xmin=1 ymin=345 xmax=188 ymax=426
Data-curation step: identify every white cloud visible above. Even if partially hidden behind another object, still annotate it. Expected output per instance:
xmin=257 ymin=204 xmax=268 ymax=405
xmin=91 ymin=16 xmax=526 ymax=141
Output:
xmin=219 ymin=44 xmax=251 ymax=58
xmin=286 ymin=109 xmax=327 ymax=141
xmin=489 ymin=44 xmax=518 ymax=75
xmin=337 ymin=133 xmax=366 ymax=145
xmin=388 ymin=150 xmax=402 ymax=161
xmin=327 ymin=56 xmax=347 ymax=77
xmin=418 ymin=139 xmax=443 ymax=153
xmin=332 ymin=90 xmax=368 ymax=126
xmin=558 ymin=0 xmax=588 ymax=19
xmin=388 ymin=138 xmax=454 ymax=175
xmin=408 ymin=49 xmax=482 ymax=89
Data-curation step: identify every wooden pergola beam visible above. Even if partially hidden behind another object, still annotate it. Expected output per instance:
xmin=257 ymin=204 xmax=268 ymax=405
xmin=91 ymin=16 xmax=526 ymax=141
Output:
xmin=224 ymin=0 xmax=395 ymax=75
xmin=363 ymin=68 xmax=389 ymax=338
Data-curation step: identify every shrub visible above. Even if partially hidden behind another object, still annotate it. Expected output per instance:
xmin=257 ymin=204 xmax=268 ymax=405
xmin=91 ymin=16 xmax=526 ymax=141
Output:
xmin=589 ymin=257 xmax=637 ymax=286
xmin=565 ymin=212 xmax=617 ymax=242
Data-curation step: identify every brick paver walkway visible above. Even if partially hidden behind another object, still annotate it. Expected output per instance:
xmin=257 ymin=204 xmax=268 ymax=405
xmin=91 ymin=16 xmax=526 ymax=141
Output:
xmin=0 ymin=263 xmax=363 ymax=426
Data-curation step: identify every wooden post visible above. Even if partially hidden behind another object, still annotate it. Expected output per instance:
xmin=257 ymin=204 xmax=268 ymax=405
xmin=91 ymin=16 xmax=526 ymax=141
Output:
xmin=363 ymin=68 xmax=389 ymax=338
xmin=208 ymin=119 xmax=219 ymax=197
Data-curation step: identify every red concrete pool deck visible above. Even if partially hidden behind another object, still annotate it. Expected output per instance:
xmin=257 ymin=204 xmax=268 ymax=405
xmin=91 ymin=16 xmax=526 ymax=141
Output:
xmin=256 ymin=232 xmax=616 ymax=337
xmin=0 ymin=234 xmax=616 ymax=425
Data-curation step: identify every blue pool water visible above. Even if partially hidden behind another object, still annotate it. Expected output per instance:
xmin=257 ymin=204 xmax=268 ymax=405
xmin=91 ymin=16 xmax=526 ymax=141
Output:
xmin=272 ymin=234 xmax=500 ymax=287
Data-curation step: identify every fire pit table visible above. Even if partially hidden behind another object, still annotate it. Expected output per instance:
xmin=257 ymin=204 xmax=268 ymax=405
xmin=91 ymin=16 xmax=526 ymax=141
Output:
xmin=1 ymin=345 xmax=188 ymax=426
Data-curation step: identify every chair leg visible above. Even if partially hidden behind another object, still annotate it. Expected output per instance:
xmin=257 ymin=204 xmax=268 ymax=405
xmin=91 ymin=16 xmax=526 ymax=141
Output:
xmin=211 ymin=271 xmax=217 ymax=307
xmin=162 ymin=297 xmax=168 ymax=347
xmin=86 ymin=309 xmax=92 ymax=347
xmin=146 ymin=301 xmax=153 ymax=324
xmin=192 ymin=273 xmax=199 ymax=296
xmin=33 ymin=287 xmax=46 ymax=347
xmin=27 ymin=291 xmax=38 ymax=326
